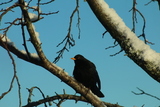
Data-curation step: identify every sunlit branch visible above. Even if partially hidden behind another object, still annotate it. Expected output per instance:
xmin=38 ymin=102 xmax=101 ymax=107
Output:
xmin=0 ymin=38 xmax=41 ymax=66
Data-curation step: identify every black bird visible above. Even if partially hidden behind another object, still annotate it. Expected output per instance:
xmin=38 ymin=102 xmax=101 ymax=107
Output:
xmin=71 ymin=54 xmax=104 ymax=97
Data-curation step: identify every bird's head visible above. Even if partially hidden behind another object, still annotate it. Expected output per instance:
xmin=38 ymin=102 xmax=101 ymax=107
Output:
xmin=71 ymin=54 xmax=88 ymax=66
xmin=71 ymin=54 xmax=84 ymax=61
xmin=71 ymin=54 xmax=96 ymax=69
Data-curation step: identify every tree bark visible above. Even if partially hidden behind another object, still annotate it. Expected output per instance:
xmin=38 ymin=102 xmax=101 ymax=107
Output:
xmin=87 ymin=0 xmax=160 ymax=83
xmin=18 ymin=0 xmax=106 ymax=107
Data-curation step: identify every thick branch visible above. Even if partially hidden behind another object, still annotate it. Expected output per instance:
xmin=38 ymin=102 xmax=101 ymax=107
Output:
xmin=17 ymin=0 xmax=106 ymax=106
xmin=18 ymin=0 xmax=46 ymax=62
xmin=0 ymin=36 xmax=104 ymax=107
xmin=86 ymin=0 xmax=160 ymax=83
xmin=0 ymin=40 xmax=42 ymax=66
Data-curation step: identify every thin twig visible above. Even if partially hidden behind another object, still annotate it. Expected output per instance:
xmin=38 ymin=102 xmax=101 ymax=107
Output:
xmin=129 ymin=0 xmax=137 ymax=32
xmin=0 ymin=3 xmax=18 ymax=20
xmin=26 ymin=86 xmax=47 ymax=107
xmin=76 ymin=0 xmax=81 ymax=39
xmin=136 ymin=9 xmax=147 ymax=43
xmin=16 ymin=75 xmax=22 ymax=107
xmin=102 ymin=30 xmax=108 ymax=38
xmin=0 ymin=0 xmax=14 ymax=5
xmin=53 ymin=0 xmax=80 ymax=63
xmin=39 ymin=0 xmax=55 ymax=5
xmin=129 ymin=0 xmax=148 ymax=44
xmin=132 ymin=87 xmax=160 ymax=101
xmin=20 ymin=18 xmax=31 ymax=59
xmin=0 ymin=36 xmax=21 ymax=106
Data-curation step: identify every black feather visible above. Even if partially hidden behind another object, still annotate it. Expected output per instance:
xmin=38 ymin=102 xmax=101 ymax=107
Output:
xmin=71 ymin=54 xmax=104 ymax=97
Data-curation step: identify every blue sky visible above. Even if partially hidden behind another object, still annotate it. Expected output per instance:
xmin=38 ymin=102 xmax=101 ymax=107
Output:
xmin=0 ymin=0 xmax=160 ymax=107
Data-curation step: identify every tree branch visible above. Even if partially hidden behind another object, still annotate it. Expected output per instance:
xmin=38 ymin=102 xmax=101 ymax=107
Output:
xmin=17 ymin=0 xmax=106 ymax=106
xmin=0 ymin=38 xmax=42 ymax=66
xmin=0 ymin=36 xmax=22 ymax=107
xmin=132 ymin=87 xmax=160 ymax=101
xmin=53 ymin=0 xmax=80 ymax=63
xmin=0 ymin=2 xmax=106 ymax=106
xmin=23 ymin=93 xmax=123 ymax=107
xmin=86 ymin=0 xmax=160 ymax=83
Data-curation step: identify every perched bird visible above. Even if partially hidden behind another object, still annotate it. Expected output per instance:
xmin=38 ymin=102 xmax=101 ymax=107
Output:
xmin=71 ymin=54 xmax=104 ymax=97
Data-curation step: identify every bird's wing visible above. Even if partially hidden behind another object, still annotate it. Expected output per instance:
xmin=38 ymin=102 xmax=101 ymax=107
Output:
xmin=89 ymin=61 xmax=101 ymax=90
xmin=95 ymin=70 xmax=101 ymax=90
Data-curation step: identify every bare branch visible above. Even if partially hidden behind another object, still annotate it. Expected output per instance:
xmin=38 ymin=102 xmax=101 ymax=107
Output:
xmin=0 ymin=35 xmax=21 ymax=107
xmin=0 ymin=3 xmax=19 ymax=21
xmin=102 ymin=30 xmax=108 ymax=38
xmin=87 ymin=0 xmax=160 ymax=83
xmin=136 ymin=9 xmax=146 ymax=43
xmin=18 ymin=1 xmax=106 ymax=106
xmin=40 ymin=11 xmax=59 ymax=15
xmin=0 ymin=48 xmax=16 ymax=99
xmin=20 ymin=18 xmax=31 ymax=59
xmin=145 ymin=0 xmax=160 ymax=10
xmin=0 ymin=0 xmax=14 ymax=5
xmin=0 ymin=18 xmax=22 ymax=35
xmin=145 ymin=0 xmax=153 ymax=6
xmin=105 ymin=43 xmax=119 ymax=50
xmin=18 ymin=0 xmax=46 ymax=62
xmin=132 ymin=87 xmax=160 ymax=101
xmin=16 ymin=75 xmax=22 ymax=107
xmin=26 ymin=86 xmax=47 ymax=107
xmin=53 ymin=0 xmax=80 ymax=63
xmin=129 ymin=0 xmax=137 ymax=32
xmin=38 ymin=0 xmax=55 ymax=5
xmin=23 ymin=93 xmax=123 ymax=107
xmin=105 ymin=41 xmax=123 ymax=57
xmin=110 ymin=49 xmax=123 ymax=57
xmin=0 ymin=38 xmax=42 ymax=66
xmin=129 ymin=0 xmax=148 ymax=44
xmin=76 ymin=0 xmax=81 ymax=39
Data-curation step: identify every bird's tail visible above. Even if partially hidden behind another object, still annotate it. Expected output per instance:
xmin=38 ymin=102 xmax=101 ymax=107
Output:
xmin=91 ymin=86 xmax=104 ymax=98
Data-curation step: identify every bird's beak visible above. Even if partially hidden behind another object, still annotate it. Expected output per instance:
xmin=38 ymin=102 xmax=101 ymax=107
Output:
xmin=71 ymin=58 xmax=76 ymax=60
